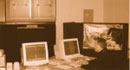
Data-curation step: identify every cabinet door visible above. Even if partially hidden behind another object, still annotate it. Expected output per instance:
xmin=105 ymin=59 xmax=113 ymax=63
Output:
xmin=33 ymin=0 xmax=55 ymax=21
xmin=0 ymin=25 xmax=18 ymax=62
xmin=6 ymin=0 xmax=31 ymax=21
xmin=0 ymin=0 xmax=5 ymax=22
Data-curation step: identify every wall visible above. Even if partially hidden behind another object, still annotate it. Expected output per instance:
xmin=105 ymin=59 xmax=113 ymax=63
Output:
xmin=128 ymin=0 xmax=130 ymax=58
xmin=56 ymin=0 xmax=104 ymax=45
xmin=104 ymin=0 xmax=129 ymax=23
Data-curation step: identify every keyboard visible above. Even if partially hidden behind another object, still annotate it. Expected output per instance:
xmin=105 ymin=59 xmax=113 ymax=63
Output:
xmin=24 ymin=66 xmax=51 ymax=70
xmin=49 ymin=59 xmax=65 ymax=66
xmin=56 ymin=65 xmax=72 ymax=69
xmin=70 ymin=63 xmax=81 ymax=67
xmin=49 ymin=55 xmax=92 ymax=69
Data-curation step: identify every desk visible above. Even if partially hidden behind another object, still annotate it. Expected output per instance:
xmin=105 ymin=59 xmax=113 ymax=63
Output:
xmin=20 ymin=64 xmax=84 ymax=70
xmin=20 ymin=56 xmax=96 ymax=70
xmin=44 ymin=65 xmax=84 ymax=70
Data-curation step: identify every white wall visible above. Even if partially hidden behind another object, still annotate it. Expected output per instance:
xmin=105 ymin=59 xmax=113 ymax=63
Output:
xmin=128 ymin=0 xmax=130 ymax=58
xmin=56 ymin=0 xmax=104 ymax=22
xmin=56 ymin=0 xmax=104 ymax=45
xmin=104 ymin=0 xmax=129 ymax=23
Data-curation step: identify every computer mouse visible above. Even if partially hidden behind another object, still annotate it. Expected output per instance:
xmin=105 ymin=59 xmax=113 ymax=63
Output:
xmin=81 ymin=64 xmax=88 ymax=69
xmin=43 ymin=66 xmax=51 ymax=70
xmin=85 ymin=58 xmax=90 ymax=61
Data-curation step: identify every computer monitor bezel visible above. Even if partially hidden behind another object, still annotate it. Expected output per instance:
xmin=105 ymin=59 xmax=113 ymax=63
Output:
xmin=62 ymin=38 xmax=81 ymax=60
xmin=22 ymin=42 xmax=49 ymax=66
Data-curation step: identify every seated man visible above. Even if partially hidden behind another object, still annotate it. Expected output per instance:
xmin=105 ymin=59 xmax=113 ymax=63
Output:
xmin=81 ymin=37 xmax=111 ymax=70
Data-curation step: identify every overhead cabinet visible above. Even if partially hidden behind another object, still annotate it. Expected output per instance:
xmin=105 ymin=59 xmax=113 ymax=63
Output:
xmin=0 ymin=0 xmax=5 ymax=22
xmin=33 ymin=0 xmax=55 ymax=19
xmin=6 ymin=0 xmax=30 ymax=20
xmin=6 ymin=0 xmax=55 ymax=22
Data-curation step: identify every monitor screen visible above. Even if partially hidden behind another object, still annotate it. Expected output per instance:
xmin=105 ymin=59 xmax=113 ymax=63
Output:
xmin=26 ymin=44 xmax=46 ymax=61
xmin=22 ymin=42 xmax=49 ymax=66
xmin=63 ymin=38 xmax=80 ymax=59
xmin=64 ymin=40 xmax=78 ymax=55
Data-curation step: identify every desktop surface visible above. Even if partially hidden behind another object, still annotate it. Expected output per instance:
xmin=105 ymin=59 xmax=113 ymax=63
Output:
xmin=20 ymin=56 xmax=96 ymax=70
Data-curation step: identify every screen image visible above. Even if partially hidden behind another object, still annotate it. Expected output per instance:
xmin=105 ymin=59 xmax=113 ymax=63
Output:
xmin=64 ymin=41 xmax=78 ymax=55
xmin=26 ymin=44 xmax=46 ymax=61
xmin=83 ymin=24 xmax=123 ymax=50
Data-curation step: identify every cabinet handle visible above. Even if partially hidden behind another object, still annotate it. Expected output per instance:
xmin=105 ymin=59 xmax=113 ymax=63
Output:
xmin=17 ymin=27 xmax=44 ymax=29
xmin=12 ymin=0 xmax=16 ymax=6
xmin=24 ymin=0 xmax=28 ymax=6
xmin=17 ymin=25 xmax=44 ymax=29
xmin=48 ymin=0 xmax=51 ymax=6
xmin=36 ymin=0 xmax=51 ymax=6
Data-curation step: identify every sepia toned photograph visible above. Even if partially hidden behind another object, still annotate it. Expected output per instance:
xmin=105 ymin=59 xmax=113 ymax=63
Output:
xmin=0 ymin=0 xmax=129 ymax=70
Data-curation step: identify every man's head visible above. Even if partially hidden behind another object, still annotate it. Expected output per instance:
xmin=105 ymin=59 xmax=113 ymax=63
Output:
xmin=94 ymin=37 xmax=107 ymax=52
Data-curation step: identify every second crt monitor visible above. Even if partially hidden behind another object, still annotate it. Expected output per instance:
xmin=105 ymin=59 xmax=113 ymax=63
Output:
xmin=55 ymin=38 xmax=81 ymax=60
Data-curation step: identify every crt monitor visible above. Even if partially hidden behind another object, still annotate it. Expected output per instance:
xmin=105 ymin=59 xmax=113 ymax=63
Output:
xmin=54 ymin=38 xmax=81 ymax=60
xmin=21 ymin=42 xmax=49 ymax=66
